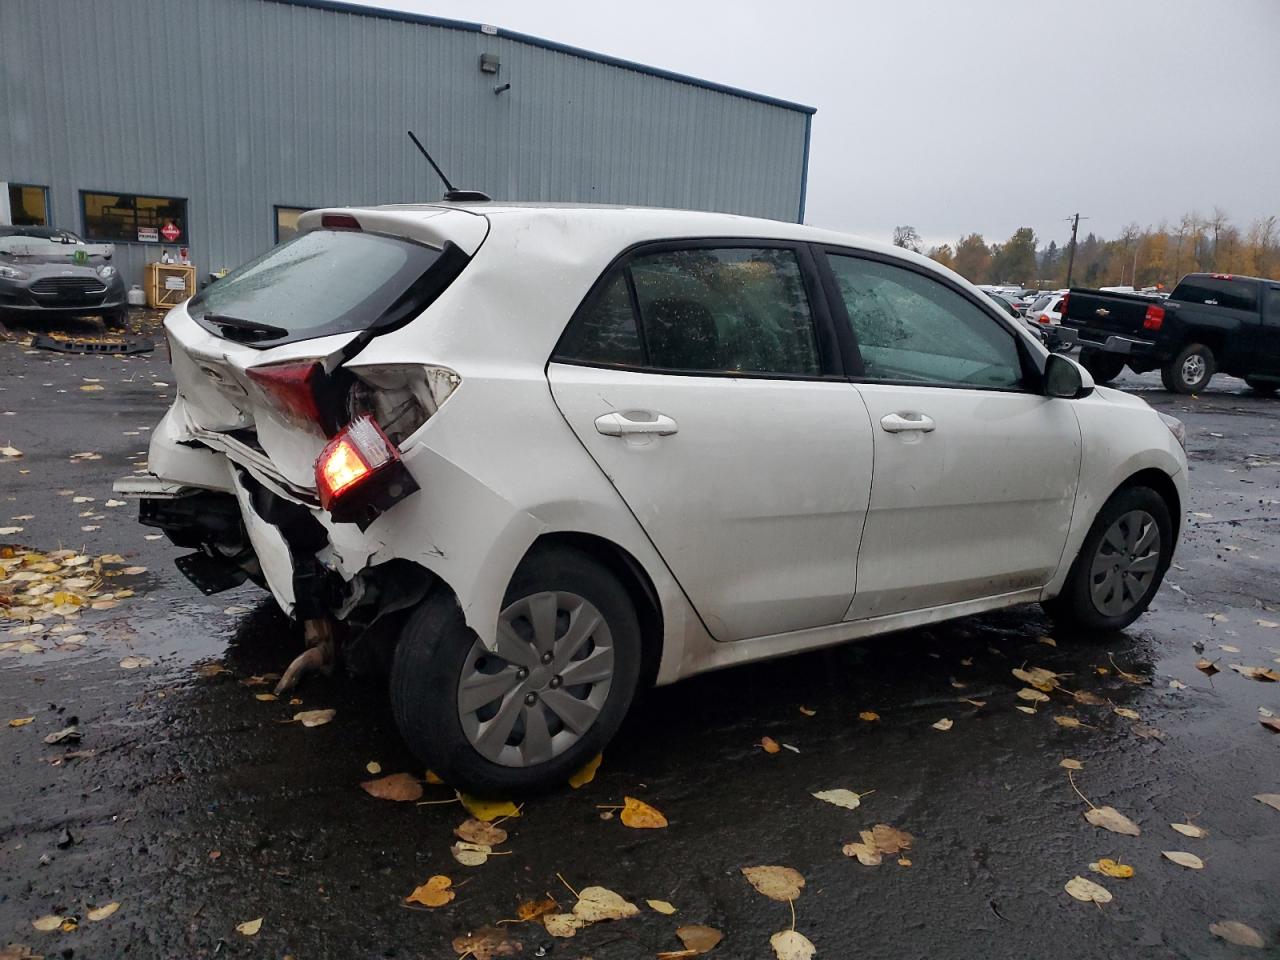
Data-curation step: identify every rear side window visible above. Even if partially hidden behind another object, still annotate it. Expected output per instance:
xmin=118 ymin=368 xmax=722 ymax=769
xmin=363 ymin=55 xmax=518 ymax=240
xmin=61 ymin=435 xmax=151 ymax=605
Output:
xmin=188 ymin=229 xmax=444 ymax=344
xmin=1266 ymin=286 xmax=1280 ymax=324
xmin=556 ymin=246 xmax=820 ymax=377
xmin=1030 ymin=295 xmax=1051 ymax=312
xmin=1171 ymin=277 xmax=1259 ymax=312
xmin=828 ymin=254 xmax=1023 ymax=389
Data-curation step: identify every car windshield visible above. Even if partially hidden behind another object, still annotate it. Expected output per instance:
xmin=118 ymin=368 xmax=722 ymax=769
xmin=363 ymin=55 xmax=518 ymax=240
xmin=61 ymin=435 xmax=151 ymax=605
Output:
xmin=188 ymin=229 xmax=445 ymax=343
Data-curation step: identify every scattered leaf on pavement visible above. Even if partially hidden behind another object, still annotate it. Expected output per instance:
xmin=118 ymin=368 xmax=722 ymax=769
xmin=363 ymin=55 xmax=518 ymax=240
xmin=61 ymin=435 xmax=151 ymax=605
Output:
xmin=1162 ymin=850 xmax=1204 ymax=869
xmin=458 ymin=793 xmax=520 ymax=821
xmin=1089 ymin=859 xmax=1134 ymax=878
xmin=1252 ymin=793 xmax=1280 ymax=812
xmin=572 ymin=886 xmax=639 ymax=922
xmin=451 ymin=926 xmax=520 ymax=959
xmin=31 ymin=915 xmax=64 ymax=932
xmin=543 ymin=913 xmax=584 ymax=938
xmin=1064 ymin=875 xmax=1112 ymax=904
xmin=366 ymin=761 xmax=381 ymax=774
xmin=1171 ymin=822 xmax=1207 ymax=838
xmin=235 ymin=917 xmax=263 ymax=936
xmin=361 ymin=772 xmax=423 ymax=802
xmin=293 ymin=708 xmax=335 ymax=727
xmin=760 ymin=736 xmax=781 ymax=753
xmin=931 ymin=717 xmax=953 ymax=731
xmin=1085 ymin=806 xmax=1141 ymax=836
xmin=455 ymin=818 xmax=508 ymax=846
xmin=647 ymin=898 xmax=677 ymax=915
xmin=798 ymin=706 xmax=816 ymax=716
xmin=620 ymin=796 xmax=668 ymax=828
xmin=1054 ymin=715 xmax=1086 ymax=729
xmin=1017 ymin=688 xmax=1049 ymax=704
xmin=254 ymin=693 xmax=277 ymax=702
xmin=517 ymin=897 xmax=558 ymax=921
xmin=1208 ymin=920 xmax=1266 ymax=948
xmin=742 ymin=865 xmax=805 ymax=901
xmin=1229 ymin=664 xmax=1280 ymax=682
xmin=1012 ymin=666 xmax=1061 ymax=691
xmin=87 ymin=902 xmax=120 ymax=921
xmin=1195 ymin=658 xmax=1220 ymax=676
xmin=9 ymin=717 xmax=34 ymax=727
xmin=1060 ymin=758 xmax=1084 ymax=770
xmin=675 ymin=924 xmax=724 ymax=954
xmin=1113 ymin=707 xmax=1141 ymax=720
xmin=118 ymin=656 xmax=152 ymax=670
xmin=770 ymin=929 xmax=816 ymax=960
xmin=405 ymin=875 xmax=454 ymax=907
xmin=451 ymin=841 xmax=491 ymax=866
xmin=568 ymin=752 xmax=602 ymax=788
xmin=811 ymin=788 xmax=864 ymax=810
xmin=858 ymin=711 xmax=880 ymax=721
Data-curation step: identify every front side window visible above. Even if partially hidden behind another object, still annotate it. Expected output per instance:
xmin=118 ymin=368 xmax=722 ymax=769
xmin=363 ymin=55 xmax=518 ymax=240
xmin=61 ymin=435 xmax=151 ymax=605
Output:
xmin=828 ymin=253 xmax=1023 ymax=389
xmin=557 ymin=246 xmax=821 ymax=376
xmin=6 ymin=183 xmax=48 ymax=226
xmin=81 ymin=191 xmax=187 ymax=244
xmin=1266 ymin=286 xmax=1280 ymax=325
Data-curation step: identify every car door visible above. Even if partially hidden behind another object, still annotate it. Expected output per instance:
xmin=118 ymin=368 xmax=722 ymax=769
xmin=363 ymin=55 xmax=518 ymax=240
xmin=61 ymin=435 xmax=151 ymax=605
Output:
xmin=1260 ymin=284 xmax=1280 ymax=374
xmin=547 ymin=241 xmax=875 ymax=642
xmin=818 ymin=248 xmax=1082 ymax=621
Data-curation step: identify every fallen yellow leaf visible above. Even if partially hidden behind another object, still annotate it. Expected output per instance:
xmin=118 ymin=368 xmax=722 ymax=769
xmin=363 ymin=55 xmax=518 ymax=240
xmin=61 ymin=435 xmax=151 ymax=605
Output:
xmin=647 ymin=898 xmax=677 ymax=915
xmin=760 ymin=735 xmax=782 ymax=753
xmin=405 ymin=875 xmax=454 ymax=907
xmin=620 ymin=795 xmax=668 ymax=828
xmin=425 ymin=769 xmax=445 ymax=785
xmin=572 ymin=886 xmax=640 ymax=922
xmin=361 ymin=772 xmax=423 ymax=802
xmin=235 ymin=917 xmax=263 ymax=936
xmin=1060 ymin=758 xmax=1084 ymax=770
xmin=568 ymin=752 xmax=603 ymax=789
xmin=1064 ymin=875 xmax=1112 ymax=904
xmin=458 ymin=792 xmax=520 ymax=821
xmin=292 ymin=708 xmax=335 ymax=727
xmin=455 ymin=818 xmax=508 ymax=846
xmin=32 ymin=914 xmax=64 ymax=931
xmin=1085 ymin=805 xmax=1141 ymax=836
xmin=1090 ymin=858 xmax=1134 ymax=878
xmin=770 ymin=929 xmax=816 ymax=960
xmin=516 ymin=896 xmax=558 ymax=921
xmin=742 ymin=865 xmax=805 ymax=902
xmin=366 ymin=761 xmax=381 ymax=775
xmin=932 ymin=717 xmax=953 ymax=731
xmin=798 ymin=705 xmax=816 ymax=716
xmin=8 ymin=717 xmax=34 ymax=727
xmin=1162 ymin=850 xmax=1205 ymax=870
xmin=254 ymin=693 xmax=277 ymax=702
xmin=858 ymin=711 xmax=880 ymax=721
xmin=87 ymin=901 xmax=120 ymax=921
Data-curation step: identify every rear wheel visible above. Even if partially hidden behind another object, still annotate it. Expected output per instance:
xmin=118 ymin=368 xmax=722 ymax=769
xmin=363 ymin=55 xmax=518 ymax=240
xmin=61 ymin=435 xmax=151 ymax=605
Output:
xmin=1161 ymin=343 xmax=1215 ymax=394
xmin=391 ymin=547 xmax=642 ymax=795
xmin=1078 ymin=348 xmax=1125 ymax=384
xmin=1245 ymin=377 xmax=1278 ymax=397
xmin=1043 ymin=486 xmax=1173 ymax=632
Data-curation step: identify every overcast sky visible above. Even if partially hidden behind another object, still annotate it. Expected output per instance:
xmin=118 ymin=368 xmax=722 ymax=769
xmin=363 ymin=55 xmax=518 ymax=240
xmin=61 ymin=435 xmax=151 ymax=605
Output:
xmin=353 ymin=0 xmax=1278 ymax=250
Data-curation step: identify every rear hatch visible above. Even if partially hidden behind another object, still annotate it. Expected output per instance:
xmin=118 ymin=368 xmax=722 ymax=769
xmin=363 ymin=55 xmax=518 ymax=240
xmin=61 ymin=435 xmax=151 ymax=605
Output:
xmin=1061 ymin=289 xmax=1157 ymax=338
xmin=163 ymin=206 xmax=487 ymax=496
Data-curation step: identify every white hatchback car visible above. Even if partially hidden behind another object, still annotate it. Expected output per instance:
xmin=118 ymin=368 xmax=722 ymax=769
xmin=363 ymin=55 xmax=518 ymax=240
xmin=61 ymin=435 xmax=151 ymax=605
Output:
xmin=119 ymin=203 xmax=1187 ymax=793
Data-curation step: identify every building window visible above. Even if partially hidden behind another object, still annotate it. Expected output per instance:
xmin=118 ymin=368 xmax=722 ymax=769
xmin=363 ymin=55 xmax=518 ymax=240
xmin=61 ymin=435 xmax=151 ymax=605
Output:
xmin=6 ymin=183 xmax=49 ymax=226
xmin=81 ymin=191 xmax=188 ymax=244
xmin=274 ymin=206 xmax=309 ymax=244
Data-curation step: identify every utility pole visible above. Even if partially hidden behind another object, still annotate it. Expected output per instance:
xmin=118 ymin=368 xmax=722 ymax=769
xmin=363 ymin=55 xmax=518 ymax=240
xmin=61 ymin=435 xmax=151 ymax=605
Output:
xmin=1065 ymin=213 xmax=1082 ymax=287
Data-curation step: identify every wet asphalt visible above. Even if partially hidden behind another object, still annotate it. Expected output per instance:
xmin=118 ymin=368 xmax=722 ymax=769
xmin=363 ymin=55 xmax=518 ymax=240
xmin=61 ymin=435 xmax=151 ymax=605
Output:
xmin=1 ymin=315 xmax=1278 ymax=960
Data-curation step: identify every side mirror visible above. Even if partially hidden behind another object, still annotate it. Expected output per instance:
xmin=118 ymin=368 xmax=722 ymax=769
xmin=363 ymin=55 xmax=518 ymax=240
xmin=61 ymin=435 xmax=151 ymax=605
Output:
xmin=1045 ymin=353 xmax=1094 ymax=399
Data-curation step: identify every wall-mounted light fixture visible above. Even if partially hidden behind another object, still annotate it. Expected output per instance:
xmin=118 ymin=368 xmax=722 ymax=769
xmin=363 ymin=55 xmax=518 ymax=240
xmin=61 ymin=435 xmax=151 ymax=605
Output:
xmin=479 ymin=53 xmax=500 ymax=74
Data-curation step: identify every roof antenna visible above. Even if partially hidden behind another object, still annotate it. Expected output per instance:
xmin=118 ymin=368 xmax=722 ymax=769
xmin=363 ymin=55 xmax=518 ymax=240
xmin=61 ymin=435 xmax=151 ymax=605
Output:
xmin=407 ymin=130 xmax=491 ymax=202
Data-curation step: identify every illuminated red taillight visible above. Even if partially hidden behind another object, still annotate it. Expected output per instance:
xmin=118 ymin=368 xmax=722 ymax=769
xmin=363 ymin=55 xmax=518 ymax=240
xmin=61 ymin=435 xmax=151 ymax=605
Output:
xmin=1143 ymin=304 xmax=1165 ymax=330
xmin=321 ymin=213 xmax=361 ymax=230
xmin=1037 ymin=314 xmax=1050 ymax=324
xmin=315 ymin=415 xmax=419 ymax=526
xmin=246 ymin=361 xmax=329 ymax=432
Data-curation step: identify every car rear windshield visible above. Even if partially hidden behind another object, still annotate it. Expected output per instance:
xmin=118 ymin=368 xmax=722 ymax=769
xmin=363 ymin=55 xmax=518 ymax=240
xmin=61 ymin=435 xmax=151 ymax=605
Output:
xmin=187 ymin=229 xmax=445 ymax=344
xmin=1170 ymin=276 xmax=1259 ymax=312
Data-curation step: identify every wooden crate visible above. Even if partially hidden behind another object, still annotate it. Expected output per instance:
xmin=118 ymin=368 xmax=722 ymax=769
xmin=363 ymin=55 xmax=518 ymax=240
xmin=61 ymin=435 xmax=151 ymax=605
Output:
xmin=145 ymin=262 xmax=196 ymax=308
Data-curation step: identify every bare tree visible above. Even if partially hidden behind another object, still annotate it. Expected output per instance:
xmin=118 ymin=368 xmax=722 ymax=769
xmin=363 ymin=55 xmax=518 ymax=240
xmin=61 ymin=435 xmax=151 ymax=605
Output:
xmin=892 ymin=225 xmax=922 ymax=253
xmin=1207 ymin=207 xmax=1230 ymax=270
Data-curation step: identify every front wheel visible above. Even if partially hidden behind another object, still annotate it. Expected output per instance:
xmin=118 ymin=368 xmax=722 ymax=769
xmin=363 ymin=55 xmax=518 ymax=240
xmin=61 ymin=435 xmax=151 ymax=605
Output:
xmin=1161 ymin=343 xmax=1215 ymax=394
xmin=1042 ymin=485 xmax=1174 ymax=632
xmin=1078 ymin=348 xmax=1125 ymax=384
xmin=390 ymin=547 xmax=642 ymax=795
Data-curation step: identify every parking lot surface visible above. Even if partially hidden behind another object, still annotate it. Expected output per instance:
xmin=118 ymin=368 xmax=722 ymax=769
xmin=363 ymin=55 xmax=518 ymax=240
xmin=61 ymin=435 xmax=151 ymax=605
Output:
xmin=2 ymin=320 xmax=1278 ymax=959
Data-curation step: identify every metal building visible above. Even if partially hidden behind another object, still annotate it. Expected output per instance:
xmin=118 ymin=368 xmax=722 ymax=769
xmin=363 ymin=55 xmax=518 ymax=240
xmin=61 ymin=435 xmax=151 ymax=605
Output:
xmin=1 ymin=0 xmax=815 ymax=288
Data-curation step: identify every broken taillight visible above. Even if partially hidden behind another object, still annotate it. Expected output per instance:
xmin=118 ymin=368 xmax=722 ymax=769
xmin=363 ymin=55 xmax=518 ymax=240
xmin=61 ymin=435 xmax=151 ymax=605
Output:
xmin=315 ymin=415 xmax=419 ymax=528
xmin=245 ymin=360 xmax=332 ymax=433
xmin=1143 ymin=304 xmax=1165 ymax=331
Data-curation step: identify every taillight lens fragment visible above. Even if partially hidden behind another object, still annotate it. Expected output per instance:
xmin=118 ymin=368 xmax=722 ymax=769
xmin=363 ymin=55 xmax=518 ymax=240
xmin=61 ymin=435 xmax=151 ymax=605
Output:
xmin=246 ymin=360 xmax=330 ymax=433
xmin=1143 ymin=304 xmax=1165 ymax=331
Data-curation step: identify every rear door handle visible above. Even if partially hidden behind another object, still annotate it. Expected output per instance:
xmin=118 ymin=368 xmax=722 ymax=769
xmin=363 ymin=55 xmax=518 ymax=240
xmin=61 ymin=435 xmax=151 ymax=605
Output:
xmin=594 ymin=411 xmax=679 ymax=437
xmin=880 ymin=412 xmax=935 ymax=433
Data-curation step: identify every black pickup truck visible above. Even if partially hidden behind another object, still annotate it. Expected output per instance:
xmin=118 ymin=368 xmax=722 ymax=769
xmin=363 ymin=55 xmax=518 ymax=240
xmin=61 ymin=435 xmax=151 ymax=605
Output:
xmin=1059 ymin=273 xmax=1280 ymax=394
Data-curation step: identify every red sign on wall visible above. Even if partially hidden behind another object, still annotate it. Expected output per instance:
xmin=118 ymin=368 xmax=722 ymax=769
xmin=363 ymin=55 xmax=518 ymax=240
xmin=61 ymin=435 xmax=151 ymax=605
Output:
xmin=160 ymin=221 xmax=180 ymax=242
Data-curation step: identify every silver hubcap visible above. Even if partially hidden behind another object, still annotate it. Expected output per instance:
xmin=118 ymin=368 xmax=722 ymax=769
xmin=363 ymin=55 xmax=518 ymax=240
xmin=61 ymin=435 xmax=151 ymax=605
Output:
xmin=1090 ymin=509 xmax=1161 ymax=617
xmin=1181 ymin=353 xmax=1206 ymax=385
xmin=457 ymin=591 xmax=614 ymax=768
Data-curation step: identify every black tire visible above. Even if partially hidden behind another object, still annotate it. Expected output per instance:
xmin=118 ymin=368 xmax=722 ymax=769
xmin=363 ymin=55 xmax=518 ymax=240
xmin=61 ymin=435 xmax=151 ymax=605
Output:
xmin=1078 ymin=348 xmax=1125 ymax=384
xmin=1160 ymin=342 xmax=1215 ymax=394
xmin=103 ymin=308 xmax=128 ymax=330
xmin=1245 ymin=377 xmax=1279 ymax=397
xmin=1042 ymin=485 xmax=1174 ymax=632
xmin=390 ymin=547 xmax=642 ymax=795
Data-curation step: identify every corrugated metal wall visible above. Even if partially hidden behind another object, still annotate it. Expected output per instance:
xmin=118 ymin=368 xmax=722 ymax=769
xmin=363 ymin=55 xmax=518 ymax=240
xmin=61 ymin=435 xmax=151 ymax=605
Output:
xmin=0 ymin=0 xmax=811 ymax=287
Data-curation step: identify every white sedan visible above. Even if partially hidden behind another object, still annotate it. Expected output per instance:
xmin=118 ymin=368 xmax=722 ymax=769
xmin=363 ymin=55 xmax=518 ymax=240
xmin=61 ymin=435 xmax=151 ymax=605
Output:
xmin=118 ymin=203 xmax=1188 ymax=793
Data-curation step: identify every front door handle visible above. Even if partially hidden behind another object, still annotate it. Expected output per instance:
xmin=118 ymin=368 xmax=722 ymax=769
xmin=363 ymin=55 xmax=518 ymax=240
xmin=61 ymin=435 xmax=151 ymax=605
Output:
xmin=880 ymin=412 xmax=936 ymax=433
xmin=594 ymin=411 xmax=679 ymax=437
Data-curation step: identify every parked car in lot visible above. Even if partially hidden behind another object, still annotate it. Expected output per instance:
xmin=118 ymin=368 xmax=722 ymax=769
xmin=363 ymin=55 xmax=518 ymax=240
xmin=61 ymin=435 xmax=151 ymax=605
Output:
xmin=1026 ymin=291 xmax=1067 ymax=326
xmin=0 ymin=226 xmax=128 ymax=326
xmin=118 ymin=203 xmax=1188 ymax=792
xmin=1060 ymin=273 xmax=1280 ymax=394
